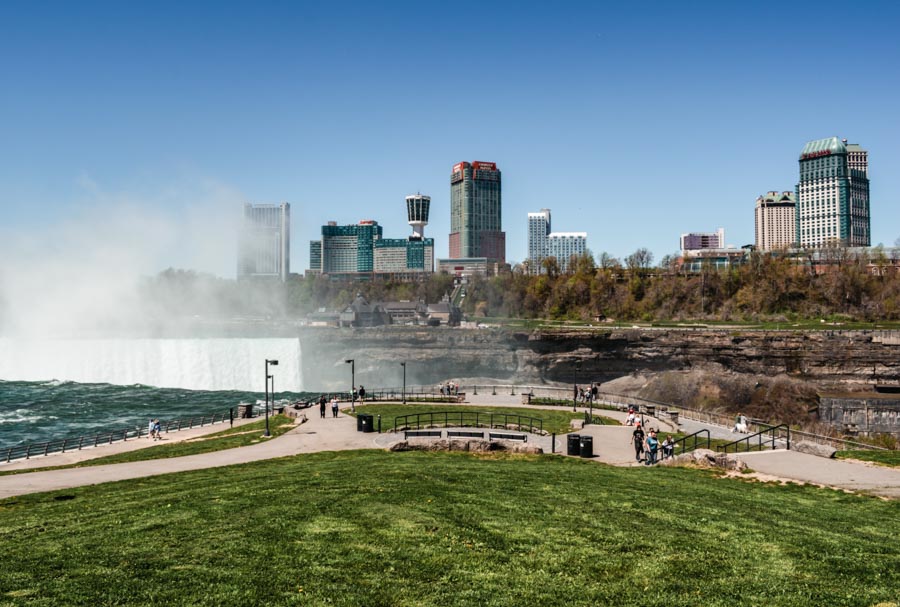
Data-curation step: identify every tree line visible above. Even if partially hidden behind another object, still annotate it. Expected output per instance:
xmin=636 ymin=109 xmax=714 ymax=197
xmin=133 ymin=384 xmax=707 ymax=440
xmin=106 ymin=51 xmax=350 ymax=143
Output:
xmin=141 ymin=246 xmax=900 ymax=322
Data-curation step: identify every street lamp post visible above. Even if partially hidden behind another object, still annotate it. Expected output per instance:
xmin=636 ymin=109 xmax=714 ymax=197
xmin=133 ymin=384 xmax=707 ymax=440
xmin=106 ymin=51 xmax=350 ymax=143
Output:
xmin=573 ymin=362 xmax=581 ymax=412
xmin=589 ymin=379 xmax=593 ymax=425
xmin=345 ymin=359 xmax=355 ymax=412
xmin=264 ymin=359 xmax=279 ymax=437
xmin=400 ymin=362 xmax=406 ymax=404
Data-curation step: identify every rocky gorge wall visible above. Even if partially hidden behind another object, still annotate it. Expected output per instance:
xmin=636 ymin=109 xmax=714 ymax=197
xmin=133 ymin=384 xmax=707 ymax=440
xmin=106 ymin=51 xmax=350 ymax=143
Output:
xmin=298 ymin=327 xmax=900 ymax=391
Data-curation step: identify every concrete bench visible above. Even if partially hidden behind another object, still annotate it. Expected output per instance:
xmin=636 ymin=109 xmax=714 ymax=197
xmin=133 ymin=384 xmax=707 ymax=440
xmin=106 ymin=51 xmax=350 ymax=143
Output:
xmin=489 ymin=432 xmax=527 ymax=442
xmin=404 ymin=430 xmax=442 ymax=439
xmin=447 ymin=430 xmax=485 ymax=439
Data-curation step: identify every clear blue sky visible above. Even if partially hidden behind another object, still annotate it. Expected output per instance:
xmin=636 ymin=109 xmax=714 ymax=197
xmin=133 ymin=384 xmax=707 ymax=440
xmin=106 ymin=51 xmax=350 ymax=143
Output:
xmin=2 ymin=1 xmax=898 ymax=278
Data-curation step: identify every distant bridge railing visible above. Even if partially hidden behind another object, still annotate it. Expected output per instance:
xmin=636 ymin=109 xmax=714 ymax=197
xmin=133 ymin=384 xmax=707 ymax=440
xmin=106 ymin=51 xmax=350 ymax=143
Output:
xmin=2 ymin=410 xmax=234 ymax=464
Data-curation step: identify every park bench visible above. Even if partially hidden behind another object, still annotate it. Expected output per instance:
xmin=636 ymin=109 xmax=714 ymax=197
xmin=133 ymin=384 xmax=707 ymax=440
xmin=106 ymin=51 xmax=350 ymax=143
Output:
xmin=447 ymin=430 xmax=485 ymax=439
xmin=489 ymin=432 xmax=527 ymax=442
xmin=404 ymin=429 xmax=442 ymax=439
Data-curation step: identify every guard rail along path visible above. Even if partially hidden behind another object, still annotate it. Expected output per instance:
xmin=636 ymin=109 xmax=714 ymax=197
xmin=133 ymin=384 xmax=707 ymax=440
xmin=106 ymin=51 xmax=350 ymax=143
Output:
xmin=3 ymin=410 xmax=234 ymax=463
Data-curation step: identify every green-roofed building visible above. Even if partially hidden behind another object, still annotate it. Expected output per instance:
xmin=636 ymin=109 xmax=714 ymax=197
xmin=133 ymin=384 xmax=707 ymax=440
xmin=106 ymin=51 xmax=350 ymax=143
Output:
xmin=796 ymin=136 xmax=870 ymax=248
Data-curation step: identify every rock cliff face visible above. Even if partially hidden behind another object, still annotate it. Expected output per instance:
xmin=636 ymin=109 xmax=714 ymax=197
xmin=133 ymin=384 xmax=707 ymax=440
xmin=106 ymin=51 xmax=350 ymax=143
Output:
xmin=298 ymin=327 xmax=900 ymax=391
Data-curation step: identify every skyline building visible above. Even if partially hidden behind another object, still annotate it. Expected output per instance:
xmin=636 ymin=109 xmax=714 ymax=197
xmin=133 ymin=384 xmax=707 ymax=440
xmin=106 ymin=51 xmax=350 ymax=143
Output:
xmin=526 ymin=208 xmax=587 ymax=273
xmin=680 ymin=228 xmax=725 ymax=253
xmin=406 ymin=193 xmax=430 ymax=239
xmin=796 ymin=137 xmax=870 ymax=248
xmin=237 ymin=202 xmax=290 ymax=281
xmin=449 ymin=161 xmax=505 ymax=265
xmin=548 ymin=232 xmax=587 ymax=272
xmin=308 ymin=193 xmax=436 ymax=279
xmin=527 ymin=209 xmax=551 ymax=274
xmin=755 ymin=191 xmax=796 ymax=251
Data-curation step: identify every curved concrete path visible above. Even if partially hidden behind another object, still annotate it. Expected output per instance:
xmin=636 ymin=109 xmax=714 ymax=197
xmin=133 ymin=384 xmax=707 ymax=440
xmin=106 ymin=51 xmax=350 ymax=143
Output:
xmin=1 ymin=396 xmax=898 ymax=500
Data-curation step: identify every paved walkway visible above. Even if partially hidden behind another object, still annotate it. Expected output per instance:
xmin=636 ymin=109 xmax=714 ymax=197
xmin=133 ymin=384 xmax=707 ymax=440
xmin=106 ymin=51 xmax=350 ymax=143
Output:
xmin=1 ymin=396 xmax=898 ymax=500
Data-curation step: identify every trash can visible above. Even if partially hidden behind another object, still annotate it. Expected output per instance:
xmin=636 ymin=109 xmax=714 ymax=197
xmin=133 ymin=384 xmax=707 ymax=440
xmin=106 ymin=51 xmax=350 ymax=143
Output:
xmin=580 ymin=435 xmax=593 ymax=458
xmin=567 ymin=434 xmax=581 ymax=456
xmin=358 ymin=414 xmax=374 ymax=433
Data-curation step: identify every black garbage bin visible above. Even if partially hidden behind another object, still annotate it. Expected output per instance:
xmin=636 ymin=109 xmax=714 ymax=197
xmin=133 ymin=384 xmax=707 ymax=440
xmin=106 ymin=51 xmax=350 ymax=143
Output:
xmin=580 ymin=435 xmax=593 ymax=458
xmin=358 ymin=414 xmax=374 ymax=433
xmin=567 ymin=434 xmax=581 ymax=456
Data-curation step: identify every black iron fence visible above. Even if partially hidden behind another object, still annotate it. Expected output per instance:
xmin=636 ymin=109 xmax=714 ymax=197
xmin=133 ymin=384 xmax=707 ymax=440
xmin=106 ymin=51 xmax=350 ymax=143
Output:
xmin=3 ymin=410 xmax=233 ymax=464
xmin=392 ymin=411 xmax=543 ymax=434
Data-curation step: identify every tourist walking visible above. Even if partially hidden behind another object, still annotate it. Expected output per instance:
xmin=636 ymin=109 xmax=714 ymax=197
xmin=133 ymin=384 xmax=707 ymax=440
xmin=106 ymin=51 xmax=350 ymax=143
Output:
xmin=153 ymin=419 xmax=162 ymax=440
xmin=631 ymin=424 xmax=645 ymax=462
xmin=645 ymin=429 xmax=659 ymax=465
xmin=331 ymin=397 xmax=339 ymax=418
xmin=148 ymin=418 xmax=155 ymax=439
xmin=319 ymin=394 xmax=327 ymax=419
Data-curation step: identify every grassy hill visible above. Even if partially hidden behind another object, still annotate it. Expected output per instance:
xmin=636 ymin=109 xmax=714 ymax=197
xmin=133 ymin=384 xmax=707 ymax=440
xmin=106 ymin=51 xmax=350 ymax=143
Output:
xmin=1 ymin=451 xmax=897 ymax=606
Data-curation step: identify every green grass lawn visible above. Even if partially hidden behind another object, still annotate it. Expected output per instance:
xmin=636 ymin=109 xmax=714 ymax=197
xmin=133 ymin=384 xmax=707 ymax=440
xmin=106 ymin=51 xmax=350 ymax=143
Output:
xmin=352 ymin=403 xmax=618 ymax=434
xmin=0 ymin=451 xmax=897 ymax=606
xmin=836 ymin=449 xmax=900 ymax=468
xmin=0 ymin=415 xmax=296 ymax=476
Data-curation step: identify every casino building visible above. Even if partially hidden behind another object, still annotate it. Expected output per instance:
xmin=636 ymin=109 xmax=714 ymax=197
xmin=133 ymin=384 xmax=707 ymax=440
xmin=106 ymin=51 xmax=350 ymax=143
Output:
xmin=449 ymin=161 xmax=505 ymax=266
xmin=796 ymin=137 xmax=870 ymax=248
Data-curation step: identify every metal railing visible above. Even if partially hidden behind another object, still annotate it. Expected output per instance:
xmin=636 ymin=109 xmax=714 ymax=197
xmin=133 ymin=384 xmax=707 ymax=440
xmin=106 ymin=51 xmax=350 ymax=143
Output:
xmin=3 ymin=410 xmax=233 ymax=464
xmin=343 ymin=382 xmax=890 ymax=452
xmin=672 ymin=429 xmax=711 ymax=455
xmin=716 ymin=424 xmax=790 ymax=454
xmin=392 ymin=411 xmax=543 ymax=434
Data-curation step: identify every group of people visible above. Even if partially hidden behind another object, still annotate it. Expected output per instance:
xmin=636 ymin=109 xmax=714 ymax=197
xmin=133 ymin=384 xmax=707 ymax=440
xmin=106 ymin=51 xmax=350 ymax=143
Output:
xmin=732 ymin=412 xmax=750 ymax=433
xmin=573 ymin=383 xmax=599 ymax=403
xmin=630 ymin=421 xmax=675 ymax=465
xmin=147 ymin=418 xmax=162 ymax=440
xmin=439 ymin=382 xmax=459 ymax=396
xmin=318 ymin=394 xmax=341 ymax=418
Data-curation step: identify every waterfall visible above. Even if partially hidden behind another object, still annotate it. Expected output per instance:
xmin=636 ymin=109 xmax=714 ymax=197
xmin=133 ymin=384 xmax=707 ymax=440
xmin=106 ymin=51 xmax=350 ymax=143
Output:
xmin=0 ymin=338 xmax=304 ymax=392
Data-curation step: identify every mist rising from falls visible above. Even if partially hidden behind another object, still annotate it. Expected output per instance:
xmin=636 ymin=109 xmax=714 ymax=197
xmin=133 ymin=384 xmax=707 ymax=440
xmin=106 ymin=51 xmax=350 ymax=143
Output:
xmin=0 ymin=337 xmax=303 ymax=392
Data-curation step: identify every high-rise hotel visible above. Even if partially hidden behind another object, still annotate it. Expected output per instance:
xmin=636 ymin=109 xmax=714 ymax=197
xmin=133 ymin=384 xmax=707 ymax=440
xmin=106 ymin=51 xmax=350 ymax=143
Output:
xmin=449 ymin=161 xmax=505 ymax=265
xmin=527 ymin=208 xmax=587 ymax=274
xmin=238 ymin=202 xmax=290 ymax=281
xmin=796 ymin=137 xmax=870 ymax=248
xmin=755 ymin=191 xmax=796 ymax=251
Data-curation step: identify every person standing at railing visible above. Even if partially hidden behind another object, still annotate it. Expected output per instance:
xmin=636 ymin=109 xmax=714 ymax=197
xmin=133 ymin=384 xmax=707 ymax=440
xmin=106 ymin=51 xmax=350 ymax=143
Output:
xmin=631 ymin=423 xmax=645 ymax=462
xmin=661 ymin=435 xmax=674 ymax=459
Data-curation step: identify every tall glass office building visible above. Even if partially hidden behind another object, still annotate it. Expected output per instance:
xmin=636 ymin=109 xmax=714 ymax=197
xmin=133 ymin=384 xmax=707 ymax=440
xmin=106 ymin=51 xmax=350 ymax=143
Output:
xmin=796 ymin=137 xmax=870 ymax=248
xmin=237 ymin=202 xmax=290 ymax=281
xmin=449 ymin=161 xmax=505 ymax=265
